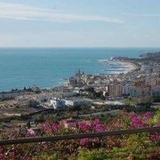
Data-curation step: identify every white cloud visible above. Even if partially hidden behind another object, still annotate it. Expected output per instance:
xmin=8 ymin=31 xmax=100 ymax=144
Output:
xmin=0 ymin=2 xmax=123 ymax=23
xmin=123 ymin=12 xmax=160 ymax=18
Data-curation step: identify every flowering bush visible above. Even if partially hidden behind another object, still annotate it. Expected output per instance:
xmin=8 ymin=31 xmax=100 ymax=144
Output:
xmin=129 ymin=112 xmax=153 ymax=128
xmin=42 ymin=120 xmax=60 ymax=135
xmin=26 ymin=128 xmax=36 ymax=137
xmin=80 ymin=138 xmax=89 ymax=147
xmin=0 ymin=110 xmax=160 ymax=159
xmin=92 ymin=118 xmax=107 ymax=133
xmin=143 ymin=112 xmax=153 ymax=121
xmin=129 ymin=113 xmax=145 ymax=128
xmin=78 ymin=118 xmax=107 ymax=133
xmin=150 ymin=132 xmax=160 ymax=142
xmin=79 ymin=121 xmax=91 ymax=132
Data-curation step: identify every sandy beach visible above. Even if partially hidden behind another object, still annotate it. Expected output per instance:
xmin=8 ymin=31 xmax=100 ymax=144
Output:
xmin=115 ymin=60 xmax=139 ymax=73
xmin=101 ymin=58 xmax=140 ymax=74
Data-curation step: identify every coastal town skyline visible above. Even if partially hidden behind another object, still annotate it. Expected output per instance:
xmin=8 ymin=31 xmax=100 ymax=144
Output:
xmin=0 ymin=1 xmax=160 ymax=159
xmin=0 ymin=0 xmax=160 ymax=48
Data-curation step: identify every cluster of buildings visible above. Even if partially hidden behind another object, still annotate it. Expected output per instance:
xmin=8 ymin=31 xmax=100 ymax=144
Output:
xmin=46 ymin=97 xmax=92 ymax=110
xmin=68 ymin=62 xmax=160 ymax=100
xmin=126 ymin=63 xmax=160 ymax=98
xmin=6 ymin=59 xmax=159 ymax=111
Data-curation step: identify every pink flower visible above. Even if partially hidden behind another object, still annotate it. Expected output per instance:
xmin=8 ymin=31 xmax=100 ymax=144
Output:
xmin=92 ymin=118 xmax=107 ymax=133
xmin=129 ymin=113 xmax=145 ymax=128
xmin=150 ymin=132 xmax=160 ymax=142
xmin=94 ymin=118 xmax=101 ymax=124
xmin=143 ymin=112 xmax=153 ymax=121
xmin=26 ymin=128 xmax=36 ymax=137
xmin=94 ymin=124 xmax=106 ymax=133
xmin=79 ymin=121 xmax=91 ymax=132
xmin=150 ymin=125 xmax=160 ymax=142
xmin=80 ymin=138 xmax=89 ymax=146
xmin=51 ymin=123 xmax=59 ymax=132
xmin=42 ymin=121 xmax=60 ymax=134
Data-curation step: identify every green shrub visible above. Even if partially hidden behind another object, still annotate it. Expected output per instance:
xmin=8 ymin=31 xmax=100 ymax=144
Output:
xmin=151 ymin=109 xmax=160 ymax=125
xmin=77 ymin=149 xmax=109 ymax=160
xmin=33 ymin=152 xmax=59 ymax=160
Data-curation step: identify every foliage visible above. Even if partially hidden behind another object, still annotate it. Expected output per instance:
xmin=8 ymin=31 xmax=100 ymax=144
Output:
xmin=33 ymin=152 xmax=59 ymax=160
xmin=0 ymin=110 xmax=160 ymax=159
xmin=77 ymin=149 xmax=108 ymax=160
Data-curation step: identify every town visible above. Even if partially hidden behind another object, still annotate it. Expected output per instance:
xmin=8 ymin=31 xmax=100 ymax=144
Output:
xmin=0 ymin=52 xmax=160 ymax=120
xmin=0 ymin=51 xmax=160 ymax=159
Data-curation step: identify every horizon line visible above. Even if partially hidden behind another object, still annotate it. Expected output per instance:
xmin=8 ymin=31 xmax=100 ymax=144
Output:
xmin=0 ymin=46 xmax=160 ymax=49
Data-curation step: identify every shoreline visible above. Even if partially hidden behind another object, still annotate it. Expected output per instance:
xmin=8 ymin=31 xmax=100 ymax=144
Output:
xmin=114 ymin=59 xmax=140 ymax=73
xmin=102 ymin=57 xmax=140 ymax=74
xmin=0 ymin=57 xmax=140 ymax=94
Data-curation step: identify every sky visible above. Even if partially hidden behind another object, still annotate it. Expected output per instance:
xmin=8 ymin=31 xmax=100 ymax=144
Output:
xmin=0 ymin=0 xmax=160 ymax=48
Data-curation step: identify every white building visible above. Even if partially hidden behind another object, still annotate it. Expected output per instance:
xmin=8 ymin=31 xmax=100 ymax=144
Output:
xmin=50 ymin=98 xmax=65 ymax=110
xmin=64 ymin=99 xmax=74 ymax=107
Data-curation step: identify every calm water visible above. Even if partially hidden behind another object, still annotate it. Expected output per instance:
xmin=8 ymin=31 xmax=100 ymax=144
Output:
xmin=0 ymin=48 xmax=159 ymax=91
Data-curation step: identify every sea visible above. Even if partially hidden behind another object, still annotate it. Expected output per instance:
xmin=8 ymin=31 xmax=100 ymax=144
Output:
xmin=0 ymin=48 xmax=159 ymax=91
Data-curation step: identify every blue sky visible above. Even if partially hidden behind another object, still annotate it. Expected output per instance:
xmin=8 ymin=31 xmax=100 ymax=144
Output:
xmin=0 ymin=0 xmax=160 ymax=47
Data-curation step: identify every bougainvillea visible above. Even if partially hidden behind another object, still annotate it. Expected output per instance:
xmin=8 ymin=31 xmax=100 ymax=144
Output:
xmin=42 ymin=121 xmax=60 ymax=135
xmin=79 ymin=121 xmax=91 ymax=132
xmin=80 ymin=138 xmax=89 ymax=147
xmin=0 ymin=110 xmax=160 ymax=159
xmin=129 ymin=113 xmax=145 ymax=128
xmin=26 ymin=128 xmax=36 ymax=137
xmin=92 ymin=118 xmax=107 ymax=133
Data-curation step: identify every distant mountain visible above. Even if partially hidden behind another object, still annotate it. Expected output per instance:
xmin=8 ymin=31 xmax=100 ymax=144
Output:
xmin=140 ymin=51 xmax=160 ymax=59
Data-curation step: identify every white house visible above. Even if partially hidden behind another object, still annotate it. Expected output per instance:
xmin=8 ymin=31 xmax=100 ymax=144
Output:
xmin=50 ymin=98 xmax=65 ymax=110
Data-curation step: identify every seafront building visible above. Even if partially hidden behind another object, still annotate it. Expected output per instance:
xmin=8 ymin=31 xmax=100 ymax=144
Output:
xmin=108 ymin=82 xmax=123 ymax=98
xmin=22 ymin=58 xmax=160 ymax=109
xmin=67 ymin=61 xmax=160 ymax=100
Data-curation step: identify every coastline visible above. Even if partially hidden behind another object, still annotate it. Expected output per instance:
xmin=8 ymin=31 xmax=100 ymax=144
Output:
xmin=0 ymin=57 xmax=140 ymax=94
xmin=101 ymin=58 xmax=140 ymax=74
xmin=114 ymin=60 xmax=140 ymax=73
xmin=0 ymin=52 xmax=159 ymax=121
